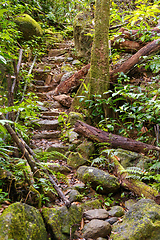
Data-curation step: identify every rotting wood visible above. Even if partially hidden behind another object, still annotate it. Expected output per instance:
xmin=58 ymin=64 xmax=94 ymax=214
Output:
xmin=74 ymin=120 xmax=160 ymax=154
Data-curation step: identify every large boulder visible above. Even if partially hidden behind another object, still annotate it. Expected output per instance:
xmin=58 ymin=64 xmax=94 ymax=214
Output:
xmin=0 ymin=202 xmax=47 ymax=240
xmin=110 ymin=199 xmax=160 ymax=240
xmin=77 ymin=166 xmax=120 ymax=194
xmin=73 ymin=11 xmax=94 ymax=59
xmin=15 ymin=14 xmax=43 ymax=40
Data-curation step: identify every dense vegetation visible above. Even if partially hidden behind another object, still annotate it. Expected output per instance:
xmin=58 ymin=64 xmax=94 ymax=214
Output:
xmin=1 ymin=0 xmax=160 ymax=209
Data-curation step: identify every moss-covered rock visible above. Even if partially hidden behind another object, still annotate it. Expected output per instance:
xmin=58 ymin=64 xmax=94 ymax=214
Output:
xmin=73 ymin=11 xmax=94 ymax=59
xmin=67 ymin=152 xmax=87 ymax=169
xmin=67 ymin=112 xmax=83 ymax=126
xmin=77 ymin=166 xmax=120 ymax=194
xmin=77 ymin=140 xmax=95 ymax=159
xmin=42 ymin=204 xmax=83 ymax=240
xmin=15 ymin=14 xmax=43 ymax=40
xmin=110 ymin=199 xmax=160 ymax=240
xmin=108 ymin=205 xmax=125 ymax=217
xmin=0 ymin=202 xmax=47 ymax=240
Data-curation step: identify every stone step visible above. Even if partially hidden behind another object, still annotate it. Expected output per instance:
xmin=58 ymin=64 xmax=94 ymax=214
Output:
xmin=33 ymin=80 xmax=45 ymax=86
xmin=32 ymin=130 xmax=61 ymax=139
xmin=32 ymin=85 xmax=56 ymax=93
xmin=34 ymin=119 xmax=59 ymax=130
xmin=40 ymin=115 xmax=57 ymax=120
xmin=46 ymin=142 xmax=70 ymax=154
xmin=41 ymin=110 xmax=60 ymax=117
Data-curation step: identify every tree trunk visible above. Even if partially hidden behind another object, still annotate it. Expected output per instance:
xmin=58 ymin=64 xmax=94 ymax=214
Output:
xmin=75 ymin=120 xmax=160 ymax=154
xmin=89 ymin=0 xmax=110 ymax=96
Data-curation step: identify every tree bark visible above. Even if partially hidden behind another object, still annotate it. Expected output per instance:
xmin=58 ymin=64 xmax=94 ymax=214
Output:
xmin=75 ymin=120 xmax=160 ymax=154
xmin=89 ymin=0 xmax=110 ymax=97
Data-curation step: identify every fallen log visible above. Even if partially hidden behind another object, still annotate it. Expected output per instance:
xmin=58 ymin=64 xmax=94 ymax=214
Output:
xmin=108 ymin=154 xmax=159 ymax=201
xmin=111 ymin=39 xmax=143 ymax=52
xmin=110 ymin=38 xmax=160 ymax=81
xmin=74 ymin=120 xmax=160 ymax=154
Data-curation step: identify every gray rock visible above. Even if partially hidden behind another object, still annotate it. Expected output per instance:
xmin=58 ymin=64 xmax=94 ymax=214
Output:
xmin=0 ymin=202 xmax=47 ymax=240
xmin=67 ymin=128 xmax=79 ymax=143
xmin=32 ymin=130 xmax=61 ymax=139
xmin=125 ymin=199 xmax=137 ymax=210
xmin=108 ymin=206 xmax=125 ymax=217
xmin=61 ymin=72 xmax=73 ymax=82
xmin=105 ymin=217 xmax=118 ymax=225
xmin=73 ymin=182 xmax=86 ymax=192
xmin=110 ymin=199 xmax=160 ymax=240
xmin=96 ymin=238 xmax=107 ymax=240
xmin=72 ymin=59 xmax=81 ymax=65
xmin=83 ymin=219 xmax=111 ymax=239
xmin=77 ymin=140 xmax=95 ymax=159
xmin=83 ymin=209 xmax=109 ymax=220
xmin=66 ymin=57 xmax=73 ymax=62
xmin=67 ymin=152 xmax=87 ymax=169
xmin=67 ymin=189 xmax=82 ymax=203
xmin=34 ymin=119 xmax=59 ymax=130
xmin=77 ymin=166 xmax=120 ymax=194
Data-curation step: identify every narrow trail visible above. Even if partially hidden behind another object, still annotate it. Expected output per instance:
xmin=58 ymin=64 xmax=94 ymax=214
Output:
xmin=30 ymin=40 xmax=77 ymax=151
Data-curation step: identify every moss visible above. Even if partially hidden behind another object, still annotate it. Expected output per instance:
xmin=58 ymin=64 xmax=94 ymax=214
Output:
xmin=15 ymin=14 xmax=43 ymax=40
xmin=111 ymin=199 xmax=160 ymax=240
xmin=42 ymin=204 xmax=83 ymax=240
xmin=0 ymin=202 xmax=47 ymax=240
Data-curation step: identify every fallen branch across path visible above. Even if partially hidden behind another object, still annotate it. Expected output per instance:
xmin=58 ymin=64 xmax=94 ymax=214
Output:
xmin=0 ymin=113 xmax=71 ymax=207
xmin=75 ymin=120 xmax=160 ymax=154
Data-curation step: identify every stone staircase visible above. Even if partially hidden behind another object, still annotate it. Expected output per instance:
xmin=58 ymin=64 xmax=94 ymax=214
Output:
xmin=29 ymin=40 xmax=76 ymax=152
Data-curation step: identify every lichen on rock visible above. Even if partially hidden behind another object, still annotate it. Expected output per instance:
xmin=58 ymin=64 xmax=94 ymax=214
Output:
xmin=0 ymin=202 xmax=47 ymax=240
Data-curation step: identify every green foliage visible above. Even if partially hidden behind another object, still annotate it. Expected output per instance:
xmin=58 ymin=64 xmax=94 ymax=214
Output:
xmin=0 ymin=189 xmax=9 ymax=204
